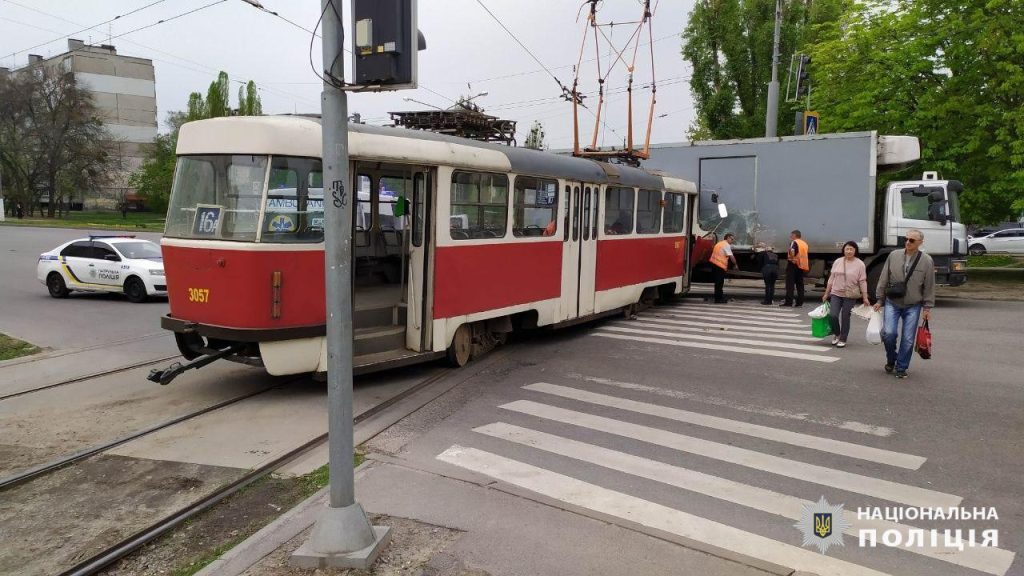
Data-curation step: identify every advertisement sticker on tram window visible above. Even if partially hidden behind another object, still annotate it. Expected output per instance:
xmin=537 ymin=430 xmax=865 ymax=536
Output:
xmin=193 ymin=204 xmax=223 ymax=236
xmin=268 ymin=214 xmax=297 ymax=232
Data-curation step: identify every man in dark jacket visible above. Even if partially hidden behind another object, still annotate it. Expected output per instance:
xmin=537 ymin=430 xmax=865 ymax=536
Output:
xmin=873 ymin=229 xmax=935 ymax=379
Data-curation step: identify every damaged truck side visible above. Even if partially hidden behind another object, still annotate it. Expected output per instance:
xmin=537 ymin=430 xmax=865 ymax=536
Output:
xmin=643 ymin=131 xmax=968 ymax=296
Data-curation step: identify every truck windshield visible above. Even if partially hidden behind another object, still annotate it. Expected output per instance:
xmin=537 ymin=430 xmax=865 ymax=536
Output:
xmin=165 ymin=155 xmax=268 ymax=241
xmin=900 ymin=186 xmax=960 ymax=222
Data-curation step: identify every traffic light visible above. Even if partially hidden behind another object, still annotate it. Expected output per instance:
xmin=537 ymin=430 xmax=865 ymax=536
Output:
xmin=796 ymin=55 xmax=812 ymax=99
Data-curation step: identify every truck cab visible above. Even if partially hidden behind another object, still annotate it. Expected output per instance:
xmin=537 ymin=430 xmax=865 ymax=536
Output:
xmin=881 ymin=171 xmax=968 ymax=287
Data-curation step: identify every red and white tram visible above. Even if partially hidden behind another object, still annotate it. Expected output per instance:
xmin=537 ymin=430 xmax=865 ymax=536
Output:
xmin=152 ymin=115 xmax=696 ymax=383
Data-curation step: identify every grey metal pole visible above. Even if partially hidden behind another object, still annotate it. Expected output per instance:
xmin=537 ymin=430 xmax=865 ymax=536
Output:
xmin=765 ymin=0 xmax=782 ymax=137
xmin=321 ymin=0 xmax=356 ymax=512
xmin=290 ymin=0 xmax=390 ymax=568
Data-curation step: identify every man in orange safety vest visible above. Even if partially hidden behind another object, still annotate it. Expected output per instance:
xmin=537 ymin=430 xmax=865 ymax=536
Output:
xmin=782 ymin=229 xmax=810 ymax=307
xmin=710 ymin=233 xmax=738 ymax=304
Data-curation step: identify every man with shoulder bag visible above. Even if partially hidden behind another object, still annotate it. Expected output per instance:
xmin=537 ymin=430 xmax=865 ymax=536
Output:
xmin=873 ymin=229 xmax=935 ymax=379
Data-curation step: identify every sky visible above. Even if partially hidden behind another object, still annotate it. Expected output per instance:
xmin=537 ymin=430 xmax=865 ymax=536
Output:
xmin=0 ymin=0 xmax=698 ymax=149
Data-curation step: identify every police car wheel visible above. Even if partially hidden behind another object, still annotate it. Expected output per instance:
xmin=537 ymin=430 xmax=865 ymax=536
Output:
xmin=47 ymin=272 xmax=69 ymax=298
xmin=124 ymin=277 xmax=148 ymax=303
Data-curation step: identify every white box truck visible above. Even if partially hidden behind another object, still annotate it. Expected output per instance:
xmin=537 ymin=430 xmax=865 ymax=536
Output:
xmin=642 ymin=131 xmax=968 ymax=295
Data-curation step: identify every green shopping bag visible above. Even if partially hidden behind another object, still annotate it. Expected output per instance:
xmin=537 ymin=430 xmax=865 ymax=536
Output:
xmin=811 ymin=316 xmax=833 ymax=338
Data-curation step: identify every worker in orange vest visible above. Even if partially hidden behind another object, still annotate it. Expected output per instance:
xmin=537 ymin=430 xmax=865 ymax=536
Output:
xmin=782 ymin=229 xmax=810 ymax=307
xmin=710 ymin=233 xmax=738 ymax=304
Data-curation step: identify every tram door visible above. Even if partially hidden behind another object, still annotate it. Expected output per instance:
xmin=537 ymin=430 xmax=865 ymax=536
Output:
xmin=406 ymin=170 xmax=432 ymax=351
xmin=561 ymin=182 xmax=598 ymax=319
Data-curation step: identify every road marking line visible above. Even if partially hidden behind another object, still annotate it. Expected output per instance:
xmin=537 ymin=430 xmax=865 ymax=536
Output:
xmin=678 ymin=303 xmax=804 ymax=317
xmin=500 ymin=400 xmax=962 ymax=509
xmin=653 ymin=307 xmax=805 ymax=323
xmin=603 ymin=325 xmax=833 ymax=353
xmin=593 ymin=331 xmax=841 ymax=363
xmin=624 ymin=319 xmax=822 ymax=343
xmin=655 ymin=311 xmax=807 ymax=328
xmin=635 ymin=317 xmax=811 ymax=335
xmin=566 ymin=373 xmax=895 ymax=437
xmin=473 ymin=424 xmax=1014 ymax=576
xmin=437 ymin=445 xmax=892 ymax=576
xmin=522 ymin=383 xmax=923 ymax=469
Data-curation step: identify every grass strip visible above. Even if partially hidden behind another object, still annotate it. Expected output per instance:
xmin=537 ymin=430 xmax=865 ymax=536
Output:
xmin=0 ymin=333 xmax=40 ymax=361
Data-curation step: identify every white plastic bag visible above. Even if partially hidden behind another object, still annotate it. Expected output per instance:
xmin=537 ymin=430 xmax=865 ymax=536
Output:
xmin=852 ymin=303 xmax=873 ymax=321
xmin=808 ymin=301 xmax=830 ymax=319
xmin=866 ymin=311 xmax=883 ymax=345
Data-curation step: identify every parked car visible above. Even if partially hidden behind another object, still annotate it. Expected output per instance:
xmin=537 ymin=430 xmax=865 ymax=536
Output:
xmin=37 ymin=235 xmax=166 ymax=302
xmin=968 ymin=228 xmax=1024 ymax=255
xmin=967 ymin=227 xmax=998 ymax=241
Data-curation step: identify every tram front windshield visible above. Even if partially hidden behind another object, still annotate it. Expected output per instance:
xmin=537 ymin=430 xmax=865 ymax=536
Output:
xmin=165 ymin=155 xmax=324 ymax=243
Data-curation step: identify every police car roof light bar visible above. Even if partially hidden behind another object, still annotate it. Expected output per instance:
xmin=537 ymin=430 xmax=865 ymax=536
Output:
xmin=88 ymin=234 xmax=136 ymax=240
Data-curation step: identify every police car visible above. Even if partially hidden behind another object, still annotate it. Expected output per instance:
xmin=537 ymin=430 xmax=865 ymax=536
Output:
xmin=37 ymin=235 xmax=166 ymax=303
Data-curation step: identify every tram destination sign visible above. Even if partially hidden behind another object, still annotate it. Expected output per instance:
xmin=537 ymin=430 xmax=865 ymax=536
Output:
xmin=192 ymin=204 xmax=223 ymax=236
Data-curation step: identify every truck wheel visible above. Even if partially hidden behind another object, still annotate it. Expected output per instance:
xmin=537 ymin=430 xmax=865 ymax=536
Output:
xmin=47 ymin=273 xmax=69 ymax=298
xmin=446 ymin=324 xmax=472 ymax=367
xmin=968 ymin=244 xmax=986 ymax=256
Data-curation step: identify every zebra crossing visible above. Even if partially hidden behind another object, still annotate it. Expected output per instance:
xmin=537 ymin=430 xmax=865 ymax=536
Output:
xmin=593 ymin=301 xmax=841 ymax=363
xmin=435 ymin=378 xmax=1017 ymax=576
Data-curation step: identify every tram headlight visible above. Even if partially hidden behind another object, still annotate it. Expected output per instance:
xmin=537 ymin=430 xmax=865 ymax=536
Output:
xmin=149 ymin=269 xmax=165 ymax=276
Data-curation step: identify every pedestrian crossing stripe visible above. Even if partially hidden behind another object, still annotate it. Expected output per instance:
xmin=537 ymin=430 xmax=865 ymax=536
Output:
xmin=566 ymin=373 xmax=895 ymax=437
xmin=653 ymin=310 xmax=806 ymax=327
xmin=657 ymin=307 xmax=805 ymax=323
xmin=622 ymin=319 xmax=823 ymax=343
xmin=468 ymin=423 xmax=1014 ymax=575
xmin=437 ymin=445 xmax=893 ymax=576
xmin=602 ymin=324 xmax=832 ymax=353
xmin=500 ymin=399 xmax=961 ymax=508
xmin=633 ymin=315 xmax=812 ymax=335
xmin=594 ymin=331 xmax=840 ymax=363
xmin=521 ymin=383 xmax=923 ymax=469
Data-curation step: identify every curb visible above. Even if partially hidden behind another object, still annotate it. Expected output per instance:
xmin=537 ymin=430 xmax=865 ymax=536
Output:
xmin=193 ymin=462 xmax=375 ymax=576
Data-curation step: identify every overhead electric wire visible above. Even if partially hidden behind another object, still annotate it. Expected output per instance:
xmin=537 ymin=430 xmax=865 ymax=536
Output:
xmin=2 ymin=0 xmax=167 ymax=60
xmin=473 ymin=0 xmax=573 ymax=98
xmin=0 ymin=0 xmax=319 ymax=109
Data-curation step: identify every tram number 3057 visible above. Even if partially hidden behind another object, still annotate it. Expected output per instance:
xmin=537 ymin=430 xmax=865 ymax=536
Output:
xmin=187 ymin=288 xmax=210 ymax=303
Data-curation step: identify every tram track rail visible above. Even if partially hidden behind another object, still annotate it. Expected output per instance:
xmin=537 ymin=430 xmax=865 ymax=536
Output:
xmin=44 ymin=367 xmax=453 ymax=576
xmin=0 ymin=379 xmax=286 ymax=491
xmin=0 ymin=354 xmax=182 ymax=402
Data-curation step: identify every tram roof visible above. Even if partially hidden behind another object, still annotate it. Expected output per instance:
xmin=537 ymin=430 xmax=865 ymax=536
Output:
xmin=176 ymin=115 xmax=694 ymax=193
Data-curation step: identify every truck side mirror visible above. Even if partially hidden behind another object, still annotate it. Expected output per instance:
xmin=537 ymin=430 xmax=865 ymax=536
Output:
xmin=927 ymin=203 xmax=949 ymax=225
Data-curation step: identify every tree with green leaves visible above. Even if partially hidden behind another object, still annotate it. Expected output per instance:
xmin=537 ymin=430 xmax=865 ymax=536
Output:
xmin=681 ymin=0 xmax=850 ymax=140
xmin=238 ymin=81 xmax=263 ymax=116
xmin=805 ymin=0 xmax=1024 ymax=223
xmin=524 ymin=120 xmax=547 ymax=150
xmin=0 ymin=66 xmax=111 ymax=217
xmin=133 ymin=72 xmax=263 ymax=213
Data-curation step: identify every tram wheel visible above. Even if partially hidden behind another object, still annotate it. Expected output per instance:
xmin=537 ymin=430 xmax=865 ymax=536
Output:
xmin=446 ymin=323 xmax=473 ymax=367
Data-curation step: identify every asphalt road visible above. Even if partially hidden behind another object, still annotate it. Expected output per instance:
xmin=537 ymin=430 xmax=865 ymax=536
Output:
xmin=0 ymin=225 xmax=166 ymax=350
xmin=365 ymin=295 xmax=1024 ymax=576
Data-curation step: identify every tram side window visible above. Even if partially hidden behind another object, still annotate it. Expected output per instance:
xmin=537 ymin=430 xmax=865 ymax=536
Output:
xmin=563 ymin=185 xmax=571 ymax=241
xmin=450 ymin=171 xmax=508 ymax=240
xmin=604 ymin=186 xmax=635 ymax=235
xmin=513 ymin=176 xmax=558 ymax=237
xmin=379 ymin=176 xmax=408 ymax=232
xmin=356 ymin=175 xmax=372 ymax=230
xmin=262 ymin=157 xmax=325 ymax=243
xmin=637 ymin=189 xmax=663 ymax=234
xmin=663 ymin=192 xmax=685 ymax=233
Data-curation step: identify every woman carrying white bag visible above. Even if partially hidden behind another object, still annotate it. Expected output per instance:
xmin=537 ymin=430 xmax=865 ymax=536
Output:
xmin=821 ymin=241 xmax=871 ymax=348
